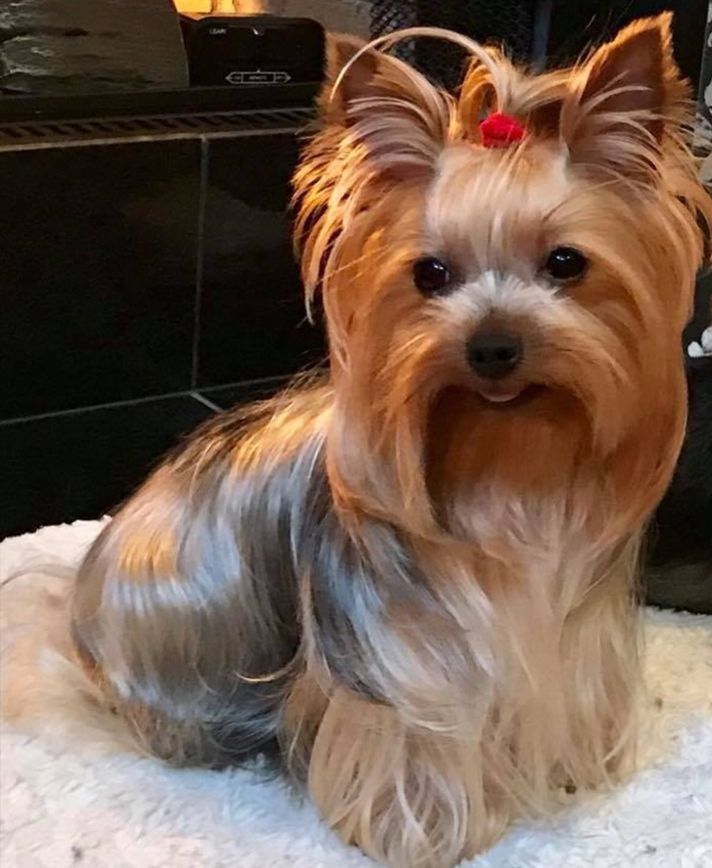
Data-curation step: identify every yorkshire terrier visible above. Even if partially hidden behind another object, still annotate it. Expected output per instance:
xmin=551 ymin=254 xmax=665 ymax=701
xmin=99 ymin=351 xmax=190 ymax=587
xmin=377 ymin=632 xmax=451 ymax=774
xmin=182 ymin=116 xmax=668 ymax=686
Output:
xmin=70 ymin=16 xmax=711 ymax=868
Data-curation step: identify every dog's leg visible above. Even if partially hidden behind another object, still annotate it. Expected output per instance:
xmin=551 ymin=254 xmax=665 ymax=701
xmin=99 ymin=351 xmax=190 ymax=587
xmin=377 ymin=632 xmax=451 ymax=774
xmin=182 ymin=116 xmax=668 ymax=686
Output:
xmin=556 ymin=540 xmax=641 ymax=790
xmin=284 ymin=677 xmax=509 ymax=868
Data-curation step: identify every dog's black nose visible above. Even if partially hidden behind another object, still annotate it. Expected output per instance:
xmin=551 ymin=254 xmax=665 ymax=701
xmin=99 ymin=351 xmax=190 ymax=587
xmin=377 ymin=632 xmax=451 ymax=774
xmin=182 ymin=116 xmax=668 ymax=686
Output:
xmin=467 ymin=332 xmax=523 ymax=379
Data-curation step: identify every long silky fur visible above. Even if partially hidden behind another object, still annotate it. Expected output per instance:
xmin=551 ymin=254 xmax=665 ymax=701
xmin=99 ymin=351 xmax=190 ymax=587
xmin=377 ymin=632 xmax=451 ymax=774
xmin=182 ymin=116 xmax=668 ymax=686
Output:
xmin=58 ymin=18 xmax=712 ymax=868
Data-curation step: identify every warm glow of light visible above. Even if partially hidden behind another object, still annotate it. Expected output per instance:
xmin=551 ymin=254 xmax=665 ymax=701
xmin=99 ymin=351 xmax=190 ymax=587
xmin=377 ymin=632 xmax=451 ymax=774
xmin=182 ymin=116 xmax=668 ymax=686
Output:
xmin=173 ymin=1 xmax=266 ymax=12
xmin=174 ymin=1 xmax=213 ymax=11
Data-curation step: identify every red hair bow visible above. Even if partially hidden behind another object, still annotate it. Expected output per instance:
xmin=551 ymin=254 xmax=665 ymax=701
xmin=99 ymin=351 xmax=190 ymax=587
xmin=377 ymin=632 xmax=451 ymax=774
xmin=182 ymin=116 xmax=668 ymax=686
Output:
xmin=479 ymin=112 xmax=526 ymax=148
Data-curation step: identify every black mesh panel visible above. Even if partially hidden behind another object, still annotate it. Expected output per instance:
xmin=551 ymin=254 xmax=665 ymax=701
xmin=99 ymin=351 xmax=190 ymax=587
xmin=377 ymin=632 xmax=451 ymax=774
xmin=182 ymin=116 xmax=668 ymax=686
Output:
xmin=369 ymin=0 xmax=536 ymax=89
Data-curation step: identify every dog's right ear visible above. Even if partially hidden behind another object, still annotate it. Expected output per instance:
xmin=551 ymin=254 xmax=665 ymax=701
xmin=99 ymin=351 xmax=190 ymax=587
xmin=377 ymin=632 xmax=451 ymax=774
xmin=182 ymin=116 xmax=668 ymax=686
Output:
xmin=318 ymin=34 xmax=453 ymax=180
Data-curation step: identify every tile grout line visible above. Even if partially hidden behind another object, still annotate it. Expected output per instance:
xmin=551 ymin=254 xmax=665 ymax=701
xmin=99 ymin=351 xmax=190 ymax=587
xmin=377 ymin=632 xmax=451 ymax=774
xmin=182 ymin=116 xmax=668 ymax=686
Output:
xmin=0 ymin=377 xmax=292 ymax=429
xmin=190 ymin=391 xmax=222 ymax=413
xmin=0 ymin=390 xmax=197 ymax=428
xmin=190 ymin=136 xmax=210 ymax=391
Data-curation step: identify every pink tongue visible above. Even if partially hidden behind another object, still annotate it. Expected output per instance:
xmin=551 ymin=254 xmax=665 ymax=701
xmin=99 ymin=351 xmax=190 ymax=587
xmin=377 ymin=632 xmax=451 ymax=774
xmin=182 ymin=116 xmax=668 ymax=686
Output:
xmin=479 ymin=388 xmax=522 ymax=404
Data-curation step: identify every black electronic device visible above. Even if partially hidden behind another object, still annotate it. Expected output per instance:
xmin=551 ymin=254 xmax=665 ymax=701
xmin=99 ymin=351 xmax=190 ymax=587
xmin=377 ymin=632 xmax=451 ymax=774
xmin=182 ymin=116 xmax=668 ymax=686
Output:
xmin=180 ymin=14 xmax=325 ymax=89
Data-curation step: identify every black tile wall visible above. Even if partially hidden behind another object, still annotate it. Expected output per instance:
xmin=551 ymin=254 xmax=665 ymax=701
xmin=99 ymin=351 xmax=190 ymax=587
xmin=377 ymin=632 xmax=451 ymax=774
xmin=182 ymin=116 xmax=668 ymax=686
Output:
xmin=0 ymin=396 xmax=213 ymax=539
xmin=197 ymin=133 xmax=325 ymax=389
xmin=0 ymin=114 xmax=324 ymax=539
xmin=649 ymin=273 xmax=712 ymax=567
xmin=0 ymin=140 xmax=201 ymax=419
xmin=645 ymin=272 xmax=712 ymax=613
xmin=199 ymin=376 xmax=289 ymax=410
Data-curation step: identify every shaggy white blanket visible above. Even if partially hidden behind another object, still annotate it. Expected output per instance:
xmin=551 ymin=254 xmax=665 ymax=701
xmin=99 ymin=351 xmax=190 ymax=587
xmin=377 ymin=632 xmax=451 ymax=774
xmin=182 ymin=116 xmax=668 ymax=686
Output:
xmin=1 ymin=521 xmax=711 ymax=868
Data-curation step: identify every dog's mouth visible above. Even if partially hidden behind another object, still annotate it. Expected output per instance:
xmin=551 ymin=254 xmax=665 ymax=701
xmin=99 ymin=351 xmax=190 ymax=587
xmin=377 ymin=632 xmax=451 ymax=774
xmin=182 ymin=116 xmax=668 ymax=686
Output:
xmin=475 ymin=383 xmax=542 ymax=406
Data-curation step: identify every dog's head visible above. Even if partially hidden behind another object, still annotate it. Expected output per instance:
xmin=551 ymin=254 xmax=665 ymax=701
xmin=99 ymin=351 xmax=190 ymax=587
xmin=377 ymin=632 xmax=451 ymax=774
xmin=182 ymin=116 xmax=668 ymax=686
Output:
xmin=294 ymin=17 xmax=711 ymax=536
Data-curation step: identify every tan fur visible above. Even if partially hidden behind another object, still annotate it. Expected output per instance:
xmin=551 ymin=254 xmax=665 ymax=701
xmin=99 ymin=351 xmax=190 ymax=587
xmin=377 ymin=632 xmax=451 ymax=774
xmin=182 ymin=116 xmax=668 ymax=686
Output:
xmin=6 ymin=18 xmax=706 ymax=868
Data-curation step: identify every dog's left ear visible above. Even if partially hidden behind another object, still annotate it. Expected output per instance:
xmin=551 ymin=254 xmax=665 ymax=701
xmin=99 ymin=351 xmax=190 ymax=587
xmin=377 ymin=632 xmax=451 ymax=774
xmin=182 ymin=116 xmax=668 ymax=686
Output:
xmin=321 ymin=34 xmax=453 ymax=181
xmin=559 ymin=13 xmax=687 ymax=180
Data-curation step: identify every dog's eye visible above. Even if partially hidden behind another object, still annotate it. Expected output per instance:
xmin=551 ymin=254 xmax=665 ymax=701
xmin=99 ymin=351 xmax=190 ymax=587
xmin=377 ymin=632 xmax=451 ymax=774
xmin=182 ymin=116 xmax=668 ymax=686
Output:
xmin=413 ymin=257 xmax=452 ymax=296
xmin=544 ymin=247 xmax=588 ymax=282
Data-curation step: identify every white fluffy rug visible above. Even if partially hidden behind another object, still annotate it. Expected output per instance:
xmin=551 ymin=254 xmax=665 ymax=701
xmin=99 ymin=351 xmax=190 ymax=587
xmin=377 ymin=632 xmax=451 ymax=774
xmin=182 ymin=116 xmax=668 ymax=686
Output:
xmin=1 ymin=521 xmax=712 ymax=868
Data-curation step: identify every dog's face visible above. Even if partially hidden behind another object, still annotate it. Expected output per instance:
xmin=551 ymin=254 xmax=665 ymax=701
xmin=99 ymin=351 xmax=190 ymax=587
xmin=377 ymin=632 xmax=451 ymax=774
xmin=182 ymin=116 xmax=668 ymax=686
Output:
xmin=295 ymin=17 xmax=710 ymax=532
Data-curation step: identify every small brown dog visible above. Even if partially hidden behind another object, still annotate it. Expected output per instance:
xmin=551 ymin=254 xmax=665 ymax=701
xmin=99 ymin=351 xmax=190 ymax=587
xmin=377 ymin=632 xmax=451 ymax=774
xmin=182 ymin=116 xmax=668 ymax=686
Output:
xmin=71 ymin=17 xmax=711 ymax=867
